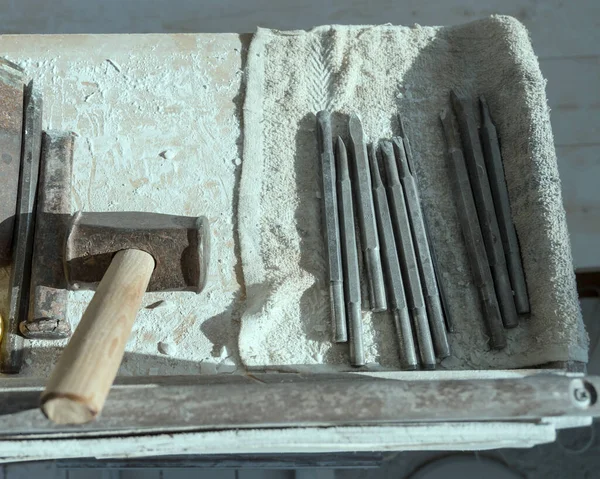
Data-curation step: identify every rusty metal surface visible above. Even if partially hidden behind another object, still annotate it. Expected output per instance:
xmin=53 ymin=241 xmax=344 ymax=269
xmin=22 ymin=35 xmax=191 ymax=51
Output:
xmin=20 ymin=132 xmax=74 ymax=339
xmin=0 ymin=81 xmax=43 ymax=374
xmin=0 ymin=59 xmax=24 ymax=266
xmin=65 ymin=212 xmax=210 ymax=292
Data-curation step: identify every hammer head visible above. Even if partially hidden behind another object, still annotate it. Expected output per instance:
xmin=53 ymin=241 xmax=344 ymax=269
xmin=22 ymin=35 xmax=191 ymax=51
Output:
xmin=65 ymin=212 xmax=209 ymax=293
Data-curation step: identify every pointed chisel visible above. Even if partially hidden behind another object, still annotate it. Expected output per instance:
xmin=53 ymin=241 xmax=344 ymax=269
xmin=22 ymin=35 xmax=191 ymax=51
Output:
xmin=397 ymin=114 xmax=455 ymax=333
xmin=369 ymin=144 xmax=418 ymax=369
xmin=336 ymin=137 xmax=365 ymax=365
xmin=316 ymin=111 xmax=347 ymax=343
xmin=380 ymin=140 xmax=436 ymax=369
xmin=440 ymin=108 xmax=506 ymax=349
xmin=348 ymin=114 xmax=387 ymax=312
xmin=450 ymin=91 xmax=519 ymax=329
xmin=393 ymin=138 xmax=450 ymax=359
xmin=479 ymin=96 xmax=530 ymax=315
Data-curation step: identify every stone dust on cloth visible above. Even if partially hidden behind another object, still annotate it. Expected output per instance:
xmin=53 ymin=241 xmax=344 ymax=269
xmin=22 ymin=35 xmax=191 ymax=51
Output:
xmin=238 ymin=16 xmax=588 ymax=370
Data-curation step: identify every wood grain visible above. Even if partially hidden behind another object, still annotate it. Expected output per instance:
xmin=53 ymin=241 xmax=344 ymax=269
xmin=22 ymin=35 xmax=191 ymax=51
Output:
xmin=0 ymin=373 xmax=596 ymax=437
xmin=41 ymin=249 xmax=155 ymax=424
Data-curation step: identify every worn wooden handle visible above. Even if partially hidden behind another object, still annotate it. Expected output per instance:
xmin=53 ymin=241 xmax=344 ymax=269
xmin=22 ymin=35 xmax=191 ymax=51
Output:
xmin=41 ymin=249 xmax=155 ymax=424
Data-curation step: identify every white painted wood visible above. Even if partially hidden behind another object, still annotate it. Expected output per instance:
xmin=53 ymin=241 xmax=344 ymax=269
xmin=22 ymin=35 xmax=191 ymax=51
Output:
xmin=164 ymin=470 xmax=235 ymax=479
xmin=556 ymin=145 xmax=600 ymax=269
xmin=0 ymin=423 xmax=557 ymax=464
xmin=295 ymin=470 xmax=335 ymax=479
xmin=540 ymin=56 xmax=600 ymax=147
xmin=120 ymin=471 xmax=161 ymax=479
xmin=237 ymin=471 xmax=293 ymax=479
xmin=66 ymin=471 xmax=119 ymax=479
xmin=5 ymin=462 xmax=66 ymax=479
xmin=0 ymin=0 xmax=598 ymax=58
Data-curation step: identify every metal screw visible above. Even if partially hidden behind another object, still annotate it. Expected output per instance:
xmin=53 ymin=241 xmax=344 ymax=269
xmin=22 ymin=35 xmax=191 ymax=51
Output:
xmin=573 ymin=387 xmax=590 ymax=403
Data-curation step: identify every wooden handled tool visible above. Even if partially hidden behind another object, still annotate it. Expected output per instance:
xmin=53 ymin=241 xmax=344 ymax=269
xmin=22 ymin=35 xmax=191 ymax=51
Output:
xmin=41 ymin=212 xmax=210 ymax=424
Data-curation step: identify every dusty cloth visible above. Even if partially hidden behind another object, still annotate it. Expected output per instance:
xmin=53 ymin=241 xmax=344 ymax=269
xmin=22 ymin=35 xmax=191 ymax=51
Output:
xmin=238 ymin=16 xmax=588 ymax=370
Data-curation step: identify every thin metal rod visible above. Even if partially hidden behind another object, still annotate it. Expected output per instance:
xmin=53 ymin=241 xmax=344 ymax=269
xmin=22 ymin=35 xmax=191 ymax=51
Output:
xmin=479 ymin=96 xmax=530 ymax=316
xmin=348 ymin=114 xmax=387 ymax=312
xmin=393 ymin=138 xmax=450 ymax=359
xmin=380 ymin=140 xmax=436 ymax=369
xmin=336 ymin=136 xmax=364 ymax=365
xmin=440 ymin=108 xmax=506 ymax=349
xmin=450 ymin=91 xmax=519 ymax=329
xmin=369 ymin=144 xmax=418 ymax=370
xmin=316 ymin=111 xmax=346 ymax=342
xmin=397 ymin=113 xmax=455 ymax=333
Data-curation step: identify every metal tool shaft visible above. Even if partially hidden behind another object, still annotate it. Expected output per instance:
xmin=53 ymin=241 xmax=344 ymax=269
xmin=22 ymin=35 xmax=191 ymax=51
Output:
xmin=397 ymin=114 xmax=454 ymax=333
xmin=440 ymin=108 xmax=506 ymax=349
xmin=316 ymin=111 xmax=347 ymax=342
xmin=0 ymin=82 xmax=43 ymax=373
xmin=380 ymin=140 xmax=436 ymax=369
xmin=348 ymin=114 xmax=387 ymax=312
xmin=450 ymin=91 xmax=519 ymax=330
xmin=479 ymin=96 xmax=530 ymax=316
xmin=336 ymin=137 xmax=364 ymax=365
xmin=369 ymin=144 xmax=418 ymax=370
xmin=20 ymin=131 xmax=74 ymax=339
xmin=393 ymin=138 xmax=450 ymax=359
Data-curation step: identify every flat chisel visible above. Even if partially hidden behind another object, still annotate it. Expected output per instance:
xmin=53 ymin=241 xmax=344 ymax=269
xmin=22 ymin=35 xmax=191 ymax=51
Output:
xmin=440 ymin=108 xmax=506 ymax=349
xmin=393 ymin=138 xmax=450 ymax=359
xmin=369 ymin=144 xmax=418 ymax=370
xmin=450 ymin=91 xmax=519 ymax=329
xmin=348 ymin=114 xmax=387 ymax=312
xmin=479 ymin=96 xmax=530 ymax=316
xmin=380 ymin=140 xmax=436 ymax=369
xmin=336 ymin=136 xmax=365 ymax=365
xmin=316 ymin=111 xmax=347 ymax=342
xmin=1 ymin=81 xmax=43 ymax=373
xmin=397 ymin=113 xmax=455 ymax=333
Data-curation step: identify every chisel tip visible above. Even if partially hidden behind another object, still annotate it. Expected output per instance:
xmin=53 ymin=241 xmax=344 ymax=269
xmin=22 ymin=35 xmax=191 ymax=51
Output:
xmin=479 ymin=95 xmax=491 ymax=122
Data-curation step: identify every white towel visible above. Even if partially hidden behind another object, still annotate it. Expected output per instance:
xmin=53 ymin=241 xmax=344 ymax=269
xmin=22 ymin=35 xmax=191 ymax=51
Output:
xmin=238 ymin=16 xmax=588 ymax=370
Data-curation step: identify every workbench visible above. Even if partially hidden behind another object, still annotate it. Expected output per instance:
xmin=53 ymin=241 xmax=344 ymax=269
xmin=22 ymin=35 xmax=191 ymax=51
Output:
xmin=0 ymin=33 xmax=595 ymax=463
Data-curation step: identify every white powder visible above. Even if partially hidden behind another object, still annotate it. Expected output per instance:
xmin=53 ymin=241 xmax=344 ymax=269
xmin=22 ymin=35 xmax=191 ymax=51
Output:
xmin=0 ymin=34 xmax=247 ymax=377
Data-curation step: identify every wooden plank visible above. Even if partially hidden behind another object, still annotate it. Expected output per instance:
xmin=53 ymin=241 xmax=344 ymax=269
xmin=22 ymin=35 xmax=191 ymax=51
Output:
xmin=164 ymin=470 xmax=234 ymax=479
xmin=0 ymin=0 xmax=597 ymax=57
xmin=0 ymin=374 xmax=596 ymax=438
xmin=556 ymin=145 xmax=600 ymax=269
xmin=541 ymin=56 xmax=600 ymax=147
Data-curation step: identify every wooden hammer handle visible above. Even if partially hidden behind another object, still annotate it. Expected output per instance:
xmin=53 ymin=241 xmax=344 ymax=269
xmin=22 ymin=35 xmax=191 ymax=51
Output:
xmin=41 ymin=249 xmax=155 ymax=424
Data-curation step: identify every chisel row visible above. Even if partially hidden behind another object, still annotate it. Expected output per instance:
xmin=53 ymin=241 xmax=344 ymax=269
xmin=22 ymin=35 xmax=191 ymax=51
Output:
xmin=317 ymin=93 xmax=530 ymax=368
xmin=440 ymin=91 xmax=530 ymax=350
xmin=316 ymin=111 xmax=451 ymax=369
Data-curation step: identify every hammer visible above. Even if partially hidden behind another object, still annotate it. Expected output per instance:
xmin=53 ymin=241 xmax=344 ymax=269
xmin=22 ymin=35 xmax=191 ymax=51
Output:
xmin=41 ymin=211 xmax=210 ymax=424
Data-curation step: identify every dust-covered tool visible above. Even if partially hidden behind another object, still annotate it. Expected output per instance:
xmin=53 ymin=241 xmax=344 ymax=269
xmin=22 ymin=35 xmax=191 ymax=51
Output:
xmin=41 ymin=212 xmax=210 ymax=424
xmin=380 ymin=140 xmax=436 ymax=369
xmin=0 ymin=59 xmax=25 ymax=267
xmin=348 ymin=114 xmax=387 ymax=312
xmin=396 ymin=114 xmax=454 ymax=333
xmin=369 ymin=143 xmax=418 ymax=370
xmin=20 ymin=131 xmax=74 ymax=340
xmin=440 ymin=108 xmax=506 ymax=349
xmin=451 ymin=91 xmax=519 ymax=330
xmin=316 ymin=111 xmax=347 ymax=343
xmin=336 ymin=137 xmax=364 ymax=365
xmin=393 ymin=138 xmax=450 ymax=359
xmin=0 ymin=81 xmax=43 ymax=374
xmin=479 ymin=96 xmax=530 ymax=316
